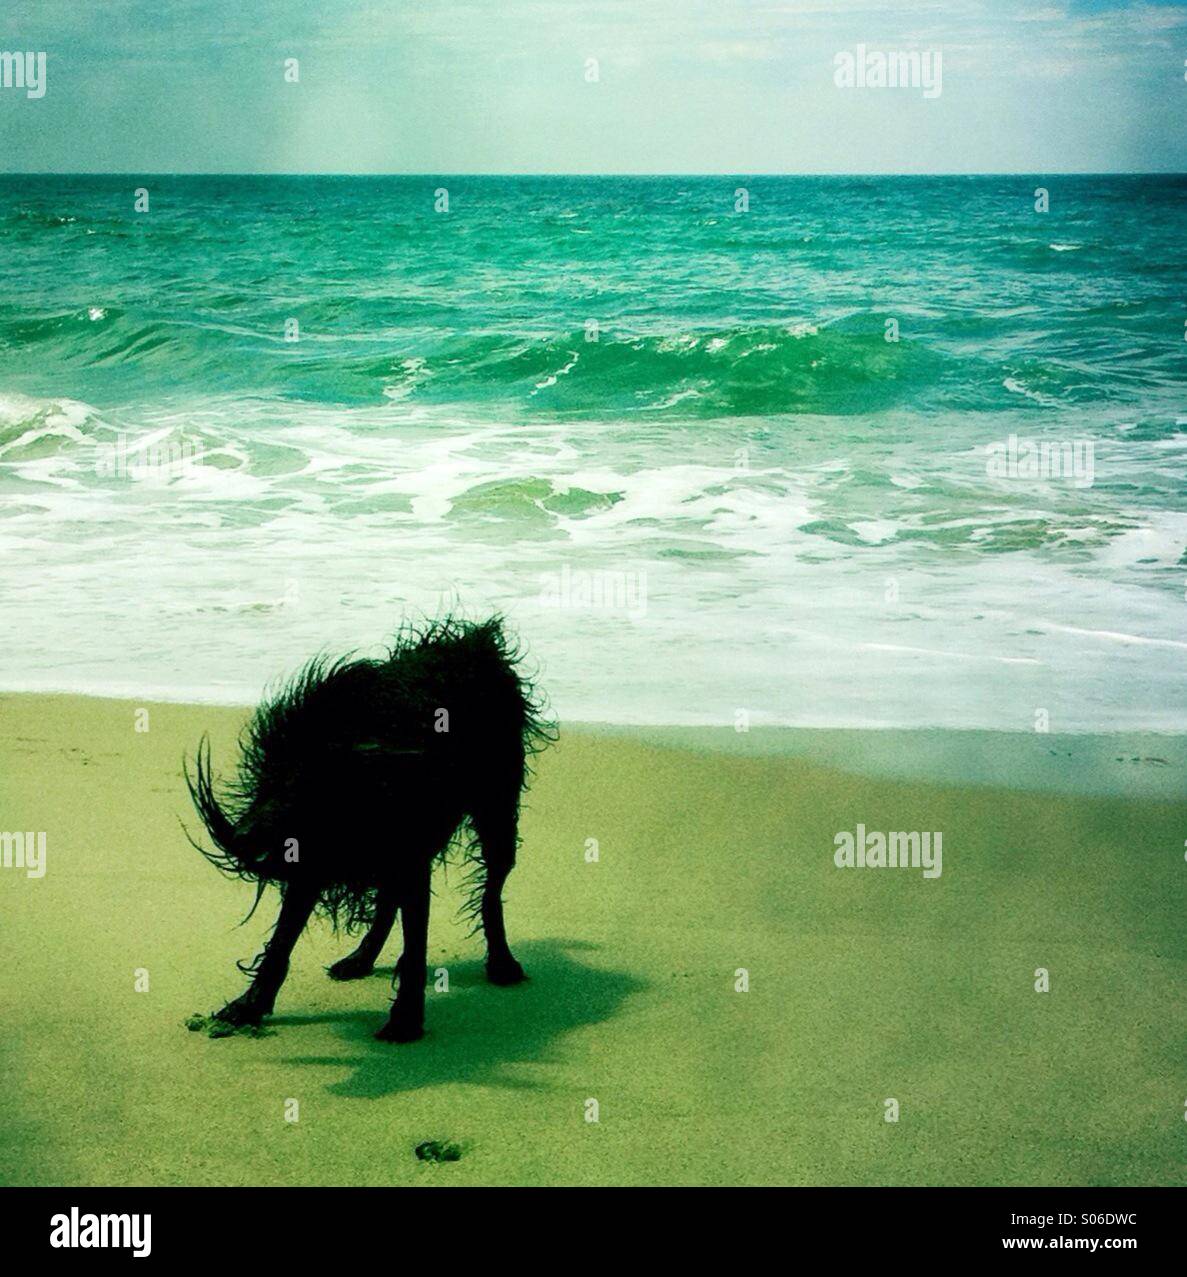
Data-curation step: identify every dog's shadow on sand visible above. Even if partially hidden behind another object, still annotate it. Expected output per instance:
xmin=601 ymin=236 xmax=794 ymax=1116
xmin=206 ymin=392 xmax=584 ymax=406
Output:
xmin=273 ymin=939 xmax=644 ymax=1099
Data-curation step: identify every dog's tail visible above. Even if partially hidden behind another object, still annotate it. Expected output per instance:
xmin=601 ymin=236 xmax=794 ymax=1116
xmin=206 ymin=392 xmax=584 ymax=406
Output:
xmin=182 ymin=735 xmax=265 ymax=877
xmin=183 ymin=736 xmax=235 ymax=859
xmin=182 ymin=735 xmax=276 ymax=924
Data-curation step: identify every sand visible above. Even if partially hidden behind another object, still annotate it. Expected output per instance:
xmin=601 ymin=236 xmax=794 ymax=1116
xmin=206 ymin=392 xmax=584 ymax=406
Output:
xmin=1 ymin=692 xmax=1184 ymax=1186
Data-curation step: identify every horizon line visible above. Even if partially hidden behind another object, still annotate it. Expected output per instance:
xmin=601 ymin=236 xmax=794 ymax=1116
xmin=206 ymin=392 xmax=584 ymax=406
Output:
xmin=4 ymin=169 xmax=1187 ymax=180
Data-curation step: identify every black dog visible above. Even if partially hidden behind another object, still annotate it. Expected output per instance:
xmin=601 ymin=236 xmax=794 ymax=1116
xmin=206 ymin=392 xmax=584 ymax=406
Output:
xmin=185 ymin=617 xmax=551 ymax=1042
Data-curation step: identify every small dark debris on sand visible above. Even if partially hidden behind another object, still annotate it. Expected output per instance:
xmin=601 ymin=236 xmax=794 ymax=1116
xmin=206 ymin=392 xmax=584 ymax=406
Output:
xmin=184 ymin=1012 xmax=273 ymax=1039
xmin=415 ymin=1140 xmax=462 ymax=1163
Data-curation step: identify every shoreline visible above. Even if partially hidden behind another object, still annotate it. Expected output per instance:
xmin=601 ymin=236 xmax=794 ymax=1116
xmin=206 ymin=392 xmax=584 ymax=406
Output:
xmin=3 ymin=688 xmax=1184 ymax=799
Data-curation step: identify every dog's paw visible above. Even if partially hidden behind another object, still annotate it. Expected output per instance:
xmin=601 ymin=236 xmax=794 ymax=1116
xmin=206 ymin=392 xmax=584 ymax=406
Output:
xmin=486 ymin=956 xmax=527 ymax=986
xmin=185 ymin=1011 xmax=272 ymax=1039
xmin=327 ymin=955 xmax=375 ymax=982
xmin=212 ymin=996 xmax=266 ymax=1028
xmin=375 ymin=1013 xmax=424 ymax=1043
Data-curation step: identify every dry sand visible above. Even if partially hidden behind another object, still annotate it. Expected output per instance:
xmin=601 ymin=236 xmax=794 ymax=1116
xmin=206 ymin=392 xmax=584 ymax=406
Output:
xmin=1 ymin=692 xmax=1184 ymax=1185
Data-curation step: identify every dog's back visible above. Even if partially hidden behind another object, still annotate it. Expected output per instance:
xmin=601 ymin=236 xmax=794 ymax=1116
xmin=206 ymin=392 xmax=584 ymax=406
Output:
xmin=189 ymin=615 xmax=549 ymax=910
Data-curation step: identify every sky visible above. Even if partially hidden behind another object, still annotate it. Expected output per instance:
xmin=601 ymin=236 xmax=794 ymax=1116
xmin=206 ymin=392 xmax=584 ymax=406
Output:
xmin=1 ymin=0 xmax=1185 ymax=173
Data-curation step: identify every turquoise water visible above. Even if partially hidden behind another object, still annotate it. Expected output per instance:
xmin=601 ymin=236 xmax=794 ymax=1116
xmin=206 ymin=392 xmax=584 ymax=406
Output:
xmin=1 ymin=175 xmax=1185 ymax=727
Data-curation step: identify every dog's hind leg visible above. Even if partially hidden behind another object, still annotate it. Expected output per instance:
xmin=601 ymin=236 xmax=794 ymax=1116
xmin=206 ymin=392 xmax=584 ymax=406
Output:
xmin=327 ymin=887 xmax=398 ymax=981
xmin=471 ymin=801 xmax=527 ymax=986
xmin=375 ymin=864 xmax=431 ymax=1043
xmin=213 ymin=884 xmax=318 ymax=1027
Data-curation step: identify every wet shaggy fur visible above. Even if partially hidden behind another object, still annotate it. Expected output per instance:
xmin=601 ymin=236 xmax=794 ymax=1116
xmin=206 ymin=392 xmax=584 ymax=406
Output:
xmin=185 ymin=616 xmax=553 ymax=1042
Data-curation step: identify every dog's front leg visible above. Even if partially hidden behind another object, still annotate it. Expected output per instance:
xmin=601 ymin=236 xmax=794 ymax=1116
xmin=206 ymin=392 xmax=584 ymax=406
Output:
xmin=214 ymin=884 xmax=317 ymax=1026
xmin=375 ymin=867 xmax=430 ymax=1042
xmin=473 ymin=803 xmax=527 ymax=986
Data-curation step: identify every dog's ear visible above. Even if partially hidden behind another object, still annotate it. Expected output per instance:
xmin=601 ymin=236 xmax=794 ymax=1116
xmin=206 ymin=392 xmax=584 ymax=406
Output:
xmin=321 ymin=741 xmax=427 ymax=779
xmin=322 ymin=741 xmax=427 ymax=798
xmin=349 ymin=742 xmax=426 ymax=758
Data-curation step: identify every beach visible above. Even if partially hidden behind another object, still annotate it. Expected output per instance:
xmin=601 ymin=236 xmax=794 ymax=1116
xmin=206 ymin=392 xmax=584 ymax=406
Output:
xmin=2 ymin=691 xmax=1183 ymax=1187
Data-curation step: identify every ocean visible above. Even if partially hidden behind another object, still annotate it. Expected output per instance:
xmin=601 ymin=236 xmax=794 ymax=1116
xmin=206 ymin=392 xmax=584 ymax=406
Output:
xmin=1 ymin=174 xmax=1184 ymax=729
